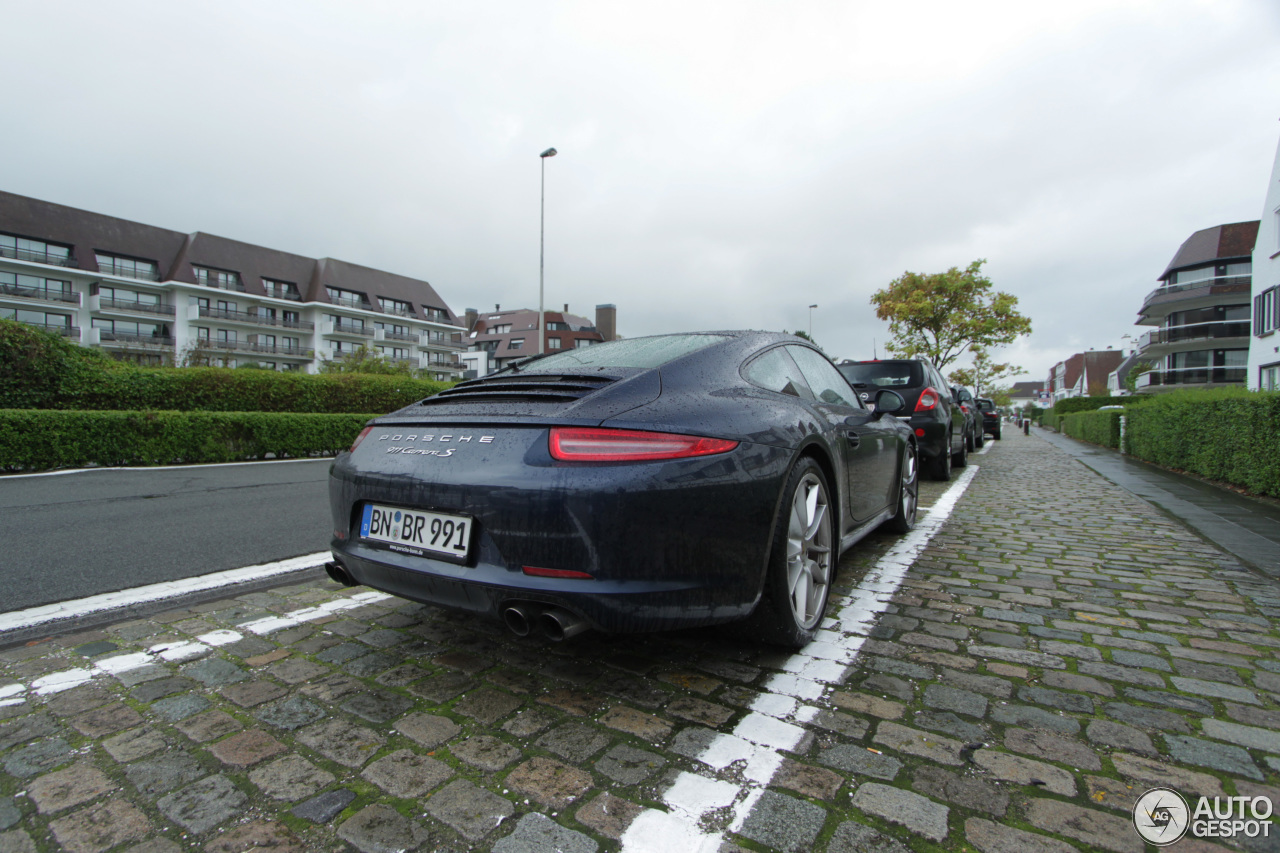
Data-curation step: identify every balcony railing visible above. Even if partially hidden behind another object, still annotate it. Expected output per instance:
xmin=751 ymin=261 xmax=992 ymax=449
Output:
xmin=99 ymin=296 xmax=175 ymax=316
xmin=1138 ymin=366 xmax=1247 ymax=388
xmin=198 ymin=339 xmax=315 ymax=357
xmin=326 ymin=320 xmax=374 ymax=337
xmin=329 ymin=295 xmax=368 ymax=310
xmin=20 ymin=322 xmax=79 ymax=338
xmin=198 ymin=306 xmax=315 ymax=330
xmin=0 ymin=245 xmax=76 ymax=267
xmin=197 ymin=277 xmax=246 ymax=293
xmin=99 ymin=332 xmax=174 ymax=348
xmin=264 ymin=289 xmax=303 ymax=302
xmin=1142 ymin=275 xmax=1251 ymax=308
xmin=98 ymin=263 xmax=160 ymax=282
xmin=381 ymin=304 xmax=415 ymax=318
xmin=381 ymin=329 xmax=420 ymax=343
xmin=0 ymin=281 xmax=79 ymax=304
xmin=1139 ymin=321 xmax=1251 ymax=348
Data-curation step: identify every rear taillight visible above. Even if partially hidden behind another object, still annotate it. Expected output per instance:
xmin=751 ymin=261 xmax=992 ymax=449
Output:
xmin=915 ymin=388 xmax=940 ymax=412
xmin=350 ymin=426 xmax=374 ymax=452
xmin=549 ymin=427 xmax=738 ymax=462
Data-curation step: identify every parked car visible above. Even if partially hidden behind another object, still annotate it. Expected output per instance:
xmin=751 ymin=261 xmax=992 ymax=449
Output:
xmin=837 ymin=358 xmax=966 ymax=481
xmin=976 ymin=397 xmax=1001 ymax=440
xmin=329 ymin=332 xmax=919 ymax=648
xmin=952 ymin=386 xmax=981 ymax=450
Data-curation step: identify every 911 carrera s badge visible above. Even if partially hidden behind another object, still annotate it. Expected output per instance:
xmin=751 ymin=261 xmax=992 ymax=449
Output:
xmin=385 ymin=447 xmax=455 ymax=456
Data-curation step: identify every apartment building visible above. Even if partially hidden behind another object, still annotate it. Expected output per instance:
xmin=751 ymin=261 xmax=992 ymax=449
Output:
xmin=1131 ymin=220 xmax=1258 ymax=392
xmin=0 ymin=191 xmax=465 ymax=378
xmin=1249 ymin=136 xmax=1280 ymax=390
xmin=1045 ymin=350 xmax=1125 ymax=403
xmin=460 ymin=304 xmax=618 ymax=376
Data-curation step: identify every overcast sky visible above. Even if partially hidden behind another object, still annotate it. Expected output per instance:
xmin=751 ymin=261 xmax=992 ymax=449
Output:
xmin=3 ymin=0 xmax=1278 ymax=382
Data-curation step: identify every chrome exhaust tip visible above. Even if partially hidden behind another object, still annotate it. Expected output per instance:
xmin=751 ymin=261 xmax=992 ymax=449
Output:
xmin=502 ymin=604 xmax=534 ymax=637
xmin=538 ymin=606 xmax=589 ymax=642
xmin=325 ymin=561 xmax=357 ymax=587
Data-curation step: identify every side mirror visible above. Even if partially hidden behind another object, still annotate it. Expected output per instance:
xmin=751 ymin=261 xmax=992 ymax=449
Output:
xmin=874 ymin=389 xmax=906 ymax=417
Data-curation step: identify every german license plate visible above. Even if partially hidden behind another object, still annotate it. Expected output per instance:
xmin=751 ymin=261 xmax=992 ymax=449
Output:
xmin=360 ymin=504 xmax=471 ymax=561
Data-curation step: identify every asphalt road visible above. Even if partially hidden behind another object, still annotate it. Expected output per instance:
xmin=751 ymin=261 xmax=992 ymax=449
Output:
xmin=0 ymin=459 xmax=333 ymax=612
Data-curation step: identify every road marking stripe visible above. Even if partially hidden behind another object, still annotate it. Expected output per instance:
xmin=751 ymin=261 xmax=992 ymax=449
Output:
xmin=0 ymin=552 xmax=333 ymax=634
xmin=620 ymin=464 xmax=981 ymax=852
xmin=0 ymin=457 xmax=334 ymax=480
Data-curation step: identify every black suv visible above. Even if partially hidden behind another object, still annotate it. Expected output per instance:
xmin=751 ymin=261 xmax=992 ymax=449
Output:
xmin=976 ymin=397 xmax=1001 ymax=440
xmin=838 ymin=359 xmax=967 ymax=480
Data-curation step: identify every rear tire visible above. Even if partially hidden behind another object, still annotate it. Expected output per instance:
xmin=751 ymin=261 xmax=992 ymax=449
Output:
xmin=953 ymin=432 xmax=968 ymax=468
xmin=753 ymin=457 xmax=834 ymax=649
xmin=884 ymin=443 xmax=918 ymax=534
xmin=993 ymin=428 xmax=1002 ymax=440
xmin=929 ymin=437 xmax=953 ymax=481
xmin=974 ymin=430 xmax=985 ymax=449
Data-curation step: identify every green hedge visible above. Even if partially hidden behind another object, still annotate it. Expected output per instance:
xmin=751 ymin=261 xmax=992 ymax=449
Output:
xmin=0 ymin=318 xmax=451 ymax=413
xmin=1052 ymin=395 xmax=1147 ymax=415
xmin=1125 ymin=389 xmax=1280 ymax=498
xmin=1061 ymin=409 xmax=1122 ymax=448
xmin=0 ymin=410 xmax=377 ymax=471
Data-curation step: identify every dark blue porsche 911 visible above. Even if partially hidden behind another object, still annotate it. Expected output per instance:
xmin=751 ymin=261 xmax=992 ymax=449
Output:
xmin=327 ymin=331 xmax=918 ymax=648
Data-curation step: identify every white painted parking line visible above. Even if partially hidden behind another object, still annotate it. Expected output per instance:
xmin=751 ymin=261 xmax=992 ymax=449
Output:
xmin=0 ymin=457 xmax=334 ymax=480
xmin=620 ymin=464 xmax=981 ymax=852
xmin=1 ymin=590 xmax=393 ymax=706
xmin=0 ymin=551 xmax=332 ymax=634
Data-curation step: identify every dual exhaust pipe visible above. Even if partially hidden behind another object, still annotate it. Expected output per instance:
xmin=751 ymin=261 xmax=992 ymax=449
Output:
xmin=502 ymin=602 xmax=589 ymax=642
xmin=327 ymin=561 xmax=587 ymax=642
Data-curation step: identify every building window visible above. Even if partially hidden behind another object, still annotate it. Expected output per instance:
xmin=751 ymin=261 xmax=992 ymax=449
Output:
xmin=326 ymin=286 xmax=367 ymax=310
xmin=1262 ymin=364 xmax=1280 ymax=390
xmin=263 ymin=278 xmax=301 ymax=300
xmin=196 ymin=327 xmax=210 ymax=341
xmin=217 ymin=329 xmax=237 ymax=344
xmin=574 ymin=338 xmax=594 ymax=348
xmin=379 ymin=297 xmax=414 ymax=317
xmin=92 ymin=318 xmax=167 ymax=340
xmin=1256 ymin=287 xmax=1278 ymax=336
xmin=1 ymin=307 xmax=72 ymax=334
xmin=0 ymin=271 xmax=75 ymax=303
xmin=547 ymin=321 xmax=569 ymax=331
xmin=193 ymin=266 xmax=243 ymax=291
xmin=0 ymin=232 xmax=73 ymax=266
xmin=423 ymin=306 xmax=450 ymax=322
xmin=491 ymin=324 xmax=512 ymax=334
xmin=509 ymin=338 xmax=524 ymax=350
xmin=547 ymin=337 xmax=561 ymax=349
xmin=96 ymin=253 xmax=159 ymax=281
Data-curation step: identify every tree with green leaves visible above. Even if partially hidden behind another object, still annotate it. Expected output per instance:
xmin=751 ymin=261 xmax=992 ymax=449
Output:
xmin=871 ymin=259 xmax=1032 ymax=371
xmin=947 ymin=347 xmax=1022 ymax=397
xmin=319 ymin=343 xmax=414 ymax=376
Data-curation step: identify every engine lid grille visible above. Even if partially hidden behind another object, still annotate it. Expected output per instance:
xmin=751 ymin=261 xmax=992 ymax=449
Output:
xmin=421 ymin=374 xmax=617 ymax=406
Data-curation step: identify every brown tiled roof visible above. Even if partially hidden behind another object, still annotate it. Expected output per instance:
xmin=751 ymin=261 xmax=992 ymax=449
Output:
xmin=1158 ymin=221 xmax=1259 ymax=281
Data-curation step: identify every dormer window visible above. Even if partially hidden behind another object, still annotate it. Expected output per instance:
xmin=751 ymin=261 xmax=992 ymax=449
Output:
xmin=193 ymin=265 xmax=243 ymax=291
xmin=326 ymin=286 xmax=368 ymax=310
xmin=379 ymin=296 xmax=414 ymax=317
xmin=263 ymin=278 xmax=301 ymax=301
xmin=96 ymin=252 xmax=159 ymax=281
xmin=1 ymin=232 xmax=73 ymax=266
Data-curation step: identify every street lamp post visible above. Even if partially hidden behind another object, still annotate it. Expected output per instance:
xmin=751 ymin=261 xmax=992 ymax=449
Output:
xmin=538 ymin=147 xmax=558 ymax=354
xmin=808 ymin=304 xmax=818 ymax=339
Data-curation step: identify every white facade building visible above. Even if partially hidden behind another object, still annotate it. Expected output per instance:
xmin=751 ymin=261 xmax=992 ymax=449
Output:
xmin=1249 ymin=135 xmax=1280 ymax=391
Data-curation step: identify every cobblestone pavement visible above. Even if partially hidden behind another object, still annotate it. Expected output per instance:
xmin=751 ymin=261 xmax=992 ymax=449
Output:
xmin=1 ymin=430 xmax=1279 ymax=853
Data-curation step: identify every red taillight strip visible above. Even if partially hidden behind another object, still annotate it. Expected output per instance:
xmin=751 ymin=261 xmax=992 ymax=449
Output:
xmin=350 ymin=426 xmax=374 ymax=452
xmin=522 ymin=566 xmax=594 ymax=579
xmin=549 ymin=426 xmax=738 ymax=462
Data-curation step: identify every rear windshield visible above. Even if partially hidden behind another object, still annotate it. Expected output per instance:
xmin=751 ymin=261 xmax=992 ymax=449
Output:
xmin=838 ymin=361 xmax=924 ymax=388
xmin=977 ymin=399 xmax=996 ymax=411
xmin=516 ymin=334 xmax=725 ymax=372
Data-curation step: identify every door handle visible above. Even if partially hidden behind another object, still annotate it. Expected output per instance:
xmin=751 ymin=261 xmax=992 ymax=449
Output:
xmin=845 ymin=431 xmax=860 ymax=449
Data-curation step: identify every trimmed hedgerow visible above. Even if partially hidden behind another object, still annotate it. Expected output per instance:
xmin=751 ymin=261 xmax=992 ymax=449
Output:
xmin=0 ymin=410 xmax=376 ymax=471
xmin=0 ymin=318 xmax=449 ymax=413
xmin=1061 ymin=409 xmax=1122 ymax=448
xmin=1125 ymin=388 xmax=1280 ymax=498
xmin=1052 ymin=395 xmax=1148 ymax=415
